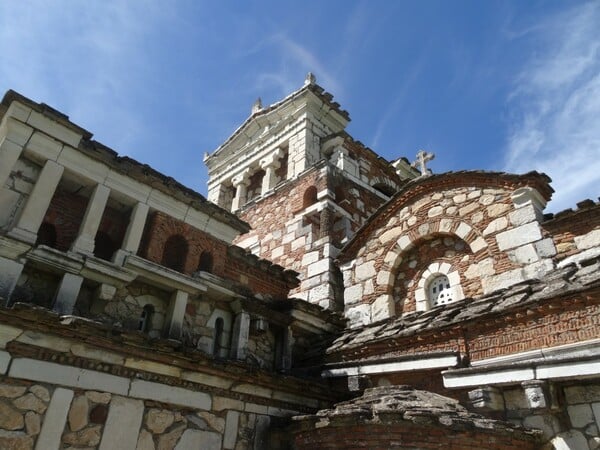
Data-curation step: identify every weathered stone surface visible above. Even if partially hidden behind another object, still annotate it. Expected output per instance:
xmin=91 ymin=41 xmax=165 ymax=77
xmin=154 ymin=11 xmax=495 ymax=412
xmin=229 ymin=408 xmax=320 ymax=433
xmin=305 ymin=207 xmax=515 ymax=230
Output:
xmin=62 ymin=425 xmax=102 ymax=447
xmin=24 ymin=412 xmax=40 ymax=435
xmin=565 ymin=385 xmax=600 ymax=404
xmin=550 ymin=430 xmax=588 ymax=450
xmin=0 ymin=385 xmax=27 ymax=399
xmin=157 ymin=424 xmax=186 ymax=450
xmin=85 ymin=391 xmax=112 ymax=404
xmin=35 ymin=388 xmax=74 ymax=450
xmin=146 ymin=409 xmax=174 ymax=434
xmin=522 ymin=414 xmax=559 ymax=440
xmin=495 ymin=222 xmax=542 ymax=251
xmin=28 ymin=386 xmax=49 ymax=403
xmin=0 ymin=431 xmax=34 ymax=450
xmin=136 ymin=429 xmax=155 ymax=450
xmin=175 ymin=429 xmax=221 ymax=450
xmin=99 ymin=396 xmax=144 ymax=450
xmin=197 ymin=412 xmax=225 ymax=433
xmin=12 ymin=394 xmax=46 ymax=414
xmin=212 ymin=396 xmax=244 ymax=412
xmin=568 ymin=404 xmax=594 ymax=428
xmin=0 ymin=401 xmax=25 ymax=430
xmin=68 ymin=395 xmax=89 ymax=431
xmin=224 ymin=410 xmax=239 ymax=449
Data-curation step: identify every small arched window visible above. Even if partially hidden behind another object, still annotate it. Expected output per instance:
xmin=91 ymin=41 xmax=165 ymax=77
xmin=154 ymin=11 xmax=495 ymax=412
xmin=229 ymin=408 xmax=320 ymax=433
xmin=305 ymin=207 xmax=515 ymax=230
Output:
xmin=213 ymin=318 xmax=224 ymax=357
xmin=138 ymin=304 xmax=154 ymax=333
xmin=303 ymin=186 xmax=318 ymax=209
xmin=428 ymin=275 xmax=453 ymax=307
xmin=161 ymin=234 xmax=188 ymax=272
xmin=94 ymin=231 xmax=116 ymax=261
xmin=198 ymin=251 xmax=213 ymax=273
xmin=36 ymin=222 xmax=57 ymax=248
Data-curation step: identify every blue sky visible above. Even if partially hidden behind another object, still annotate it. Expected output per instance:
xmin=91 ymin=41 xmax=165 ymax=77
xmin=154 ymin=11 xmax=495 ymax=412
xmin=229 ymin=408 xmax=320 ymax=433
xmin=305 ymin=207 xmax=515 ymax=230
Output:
xmin=1 ymin=1 xmax=598 ymax=212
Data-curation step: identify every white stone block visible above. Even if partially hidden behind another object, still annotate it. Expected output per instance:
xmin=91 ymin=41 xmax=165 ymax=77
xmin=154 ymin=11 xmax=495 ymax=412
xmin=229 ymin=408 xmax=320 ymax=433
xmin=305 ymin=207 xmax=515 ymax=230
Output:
xmin=575 ymin=229 xmax=600 ymax=250
xmin=355 ymin=261 xmax=376 ymax=282
xmin=0 ymin=350 xmax=10 ymax=374
xmin=35 ymin=388 xmax=74 ymax=450
xmin=99 ymin=396 xmax=144 ymax=450
xmin=307 ymin=259 xmax=330 ymax=278
xmin=176 ymin=429 xmax=222 ymax=450
xmin=371 ymin=295 xmax=394 ymax=322
xmin=0 ymin=256 xmax=24 ymax=300
xmin=495 ymin=222 xmax=542 ymax=251
xmin=523 ymin=259 xmax=554 ymax=280
xmin=301 ymin=251 xmax=319 ymax=266
xmin=27 ymin=111 xmax=82 ymax=147
xmin=455 ymin=222 xmax=472 ymax=239
xmin=9 ymin=358 xmax=130 ymax=395
xmin=549 ymin=430 xmax=588 ymax=450
xmin=439 ymin=218 xmax=453 ymax=233
xmin=396 ymin=235 xmax=412 ymax=251
xmin=509 ymin=244 xmax=539 ymax=264
xmin=534 ymin=238 xmax=556 ymax=258
xmin=344 ymin=284 xmax=363 ymax=305
xmin=481 ymin=268 xmax=524 ymax=293
xmin=379 ymin=226 xmax=403 ymax=244
xmin=483 ymin=217 xmax=508 ymax=236
xmin=346 ymin=304 xmax=371 ymax=328
xmin=376 ymin=270 xmax=392 ymax=286
xmin=129 ymin=380 xmax=211 ymax=410
xmin=223 ymin=410 xmax=239 ymax=449
xmin=567 ymin=404 xmax=594 ymax=428
xmin=509 ymin=206 xmax=537 ymax=226
xmin=470 ymin=237 xmax=488 ymax=253
xmin=0 ymin=324 xmax=22 ymax=348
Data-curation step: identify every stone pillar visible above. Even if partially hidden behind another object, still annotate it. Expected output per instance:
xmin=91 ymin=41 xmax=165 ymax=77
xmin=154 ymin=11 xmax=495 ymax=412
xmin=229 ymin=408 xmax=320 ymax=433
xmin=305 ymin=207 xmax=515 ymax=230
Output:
xmin=112 ymin=202 xmax=149 ymax=265
xmin=0 ymin=116 xmax=33 ymax=188
xmin=229 ymin=311 xmax=250 ymax=360
xmin=35 ymin=388 xmax=74 ymax=450
xmin=99 ymin=397 xmax=144 ymax=450
xmin=231 ymin=169 xmax=250 ymax=212
xmin=259 ymin=149 xmax=283 ymax=195
xmin=71 ymin=184 xmax=110 ymax=255
xmin=53 ymin=273 xmax=84 ymax=315
xmin=164 ymin=290 xmax=188 ymax=340
xmin=319 ymin=206 xmax=333 ymax=240
xmin=281 ymin=326 xmax=293 ymax=371
xmin=8 ymin=160 xmax=64 ymax=244
xmin=0 ymin=256 xmax=25 ymax=303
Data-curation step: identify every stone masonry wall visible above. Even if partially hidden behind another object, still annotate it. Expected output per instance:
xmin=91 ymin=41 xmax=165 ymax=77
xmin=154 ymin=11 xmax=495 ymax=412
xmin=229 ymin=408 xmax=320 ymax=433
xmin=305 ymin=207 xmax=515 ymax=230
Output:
xmin=0 ymin=157 xmax=41 ymax=233
xmin=342 ymin=183 xmax=556 ymax=326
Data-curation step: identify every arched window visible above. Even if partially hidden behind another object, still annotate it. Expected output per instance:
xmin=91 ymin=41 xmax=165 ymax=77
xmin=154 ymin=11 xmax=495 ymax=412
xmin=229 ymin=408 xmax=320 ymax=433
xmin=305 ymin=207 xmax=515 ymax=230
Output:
xmin=428 ymin=275 xmax=453 ymax=307
xmin=94 ymin=231 xmax=116 ymax=261
xmin=138 ymin=304 xmax=154 ymax=333
xmin=161 ymin=234 xmax=188 ymax=272
xmin=36 ymin=222 xmax=57 ymax=248
xmin=198 ymin=251 xmax=213 ymax=273
xmin=213 ymin=317 xmax=224 ymax=357
xmin=303 ymin=186 xmax=318 ymax=209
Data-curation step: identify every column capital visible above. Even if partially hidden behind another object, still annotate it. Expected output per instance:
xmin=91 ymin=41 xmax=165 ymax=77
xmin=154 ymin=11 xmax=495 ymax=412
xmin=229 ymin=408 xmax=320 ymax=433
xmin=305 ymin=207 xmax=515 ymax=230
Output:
xmin=231 ymin=168 xmax=251 ymax=187
xmin=259 ymin=148 xmax=284 ymax=170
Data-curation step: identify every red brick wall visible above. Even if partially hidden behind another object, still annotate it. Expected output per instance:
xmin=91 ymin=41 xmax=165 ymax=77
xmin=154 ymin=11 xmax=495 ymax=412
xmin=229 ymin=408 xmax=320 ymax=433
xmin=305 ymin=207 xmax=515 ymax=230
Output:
xmin=41 ymin=186 xmax=128 ymax=256
xmin=139 ymin=212 xmax=292 ymax=297
xmin=293 ymin=422 xmax=538 ymax=449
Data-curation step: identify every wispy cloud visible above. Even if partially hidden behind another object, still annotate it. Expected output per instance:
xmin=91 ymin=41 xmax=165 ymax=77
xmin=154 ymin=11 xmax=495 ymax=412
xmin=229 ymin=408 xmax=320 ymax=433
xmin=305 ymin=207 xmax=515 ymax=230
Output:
xmin=0 ymin=1 xmax=166 ymax=155
xmin=504 ymin=2 xmax=600 ymax=212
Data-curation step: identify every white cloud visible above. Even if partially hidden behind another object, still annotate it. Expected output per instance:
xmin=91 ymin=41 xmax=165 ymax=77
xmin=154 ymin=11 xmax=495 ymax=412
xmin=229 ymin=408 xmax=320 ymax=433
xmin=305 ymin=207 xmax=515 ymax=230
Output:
xmin=504 ymin=2 xmax=600 ymax=212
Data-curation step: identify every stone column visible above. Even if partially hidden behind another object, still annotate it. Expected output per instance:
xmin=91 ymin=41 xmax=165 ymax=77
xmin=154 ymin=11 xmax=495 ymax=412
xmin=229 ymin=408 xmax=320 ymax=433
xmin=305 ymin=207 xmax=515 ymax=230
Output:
xmin=164 ymin=290 xmax=188 ymax=340
xmin=8 ymin=160 xmax=64 ymax=244
xmin=259 ymin=149 xmax=283 ymax=195
xmin=71 ymin=184 xmax=110 ymax=255
xmin=112 ymin=202 xmax=149 ymax=265
xmin=230 ymin=169 xmax=250 ymax=212
xmin=53 ymin=273 xmax=84 ymax=315
xmin=229 ymin=311 xmax=250 ymax=360
xmin=0 ymin=256 xmax=25 ymax=303
xmin=0 ymin=117 xmax=33 ymax=188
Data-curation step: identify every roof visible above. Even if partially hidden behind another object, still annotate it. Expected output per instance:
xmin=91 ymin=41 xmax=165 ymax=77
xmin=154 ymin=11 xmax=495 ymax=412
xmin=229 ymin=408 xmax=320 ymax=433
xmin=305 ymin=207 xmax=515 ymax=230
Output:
xmin=326 ymin=256 xmax=600 ymax=358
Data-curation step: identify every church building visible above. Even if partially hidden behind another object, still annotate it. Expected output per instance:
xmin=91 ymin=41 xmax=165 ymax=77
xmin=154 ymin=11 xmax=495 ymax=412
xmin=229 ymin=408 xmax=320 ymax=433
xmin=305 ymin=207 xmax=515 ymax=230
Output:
xmin=0 ymin=74 xmax=598 ymax=449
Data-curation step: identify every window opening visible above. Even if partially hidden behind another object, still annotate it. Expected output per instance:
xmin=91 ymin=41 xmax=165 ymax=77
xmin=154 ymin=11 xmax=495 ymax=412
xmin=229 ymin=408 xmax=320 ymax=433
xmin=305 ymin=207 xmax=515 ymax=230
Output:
xmin=161 ymin=234 xmax=188 ymax=272
xmin=138 ymin=304 xmax=154 ymax=333
xmin=198 ymin=251 xmax=213 ymax=273
xmin=428 ymin=275 xmax=453 ymax=306
xmin=94 ymin=231 xmax=116 ymax=261
xmin=213 ymin=318 xmax=224 ymax=357
xmin=303 ymin=186 xmax=318 ymax=209
xmin=36 ymin=222 xmax=57 ymax=248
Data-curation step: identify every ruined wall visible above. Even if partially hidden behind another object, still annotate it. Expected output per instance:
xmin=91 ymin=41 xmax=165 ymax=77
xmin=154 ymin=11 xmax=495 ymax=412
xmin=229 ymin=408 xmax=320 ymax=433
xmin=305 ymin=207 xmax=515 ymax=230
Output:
xmin=0 ymin=157 xmax=41 ymax=232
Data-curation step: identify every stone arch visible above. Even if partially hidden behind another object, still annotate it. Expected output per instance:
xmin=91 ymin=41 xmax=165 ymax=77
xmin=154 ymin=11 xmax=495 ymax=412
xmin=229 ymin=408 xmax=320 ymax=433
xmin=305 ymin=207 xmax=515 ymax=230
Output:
xmin=205 ymin=309 xmax=232 ymax=358
xmin=414 ymin=261 xmax=465 ymax=312
xmin=302 ymin=186 xmax=318 ymax=209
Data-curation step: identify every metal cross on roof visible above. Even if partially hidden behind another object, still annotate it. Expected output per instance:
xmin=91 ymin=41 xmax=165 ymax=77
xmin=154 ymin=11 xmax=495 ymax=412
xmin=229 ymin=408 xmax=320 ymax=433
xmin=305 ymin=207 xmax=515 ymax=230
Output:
xmin=411 ymin=150 xmax=435 ymax=177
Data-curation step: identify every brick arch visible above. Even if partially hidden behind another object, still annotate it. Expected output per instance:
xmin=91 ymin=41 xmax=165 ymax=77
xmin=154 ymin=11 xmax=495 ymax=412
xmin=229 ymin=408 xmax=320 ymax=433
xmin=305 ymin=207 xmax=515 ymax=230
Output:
xmin=356 ymin=217 xmax=491 ymax=321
